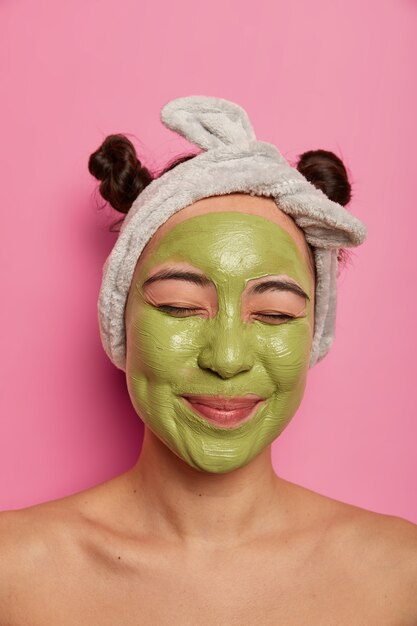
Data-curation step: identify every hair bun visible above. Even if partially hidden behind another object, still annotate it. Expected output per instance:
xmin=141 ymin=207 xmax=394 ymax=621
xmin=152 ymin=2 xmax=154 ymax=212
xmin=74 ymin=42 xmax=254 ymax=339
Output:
xmin=296 ymin=149 xmax=351 ymax=207
xmin=88 ymin=134 xmax=153 ymax=214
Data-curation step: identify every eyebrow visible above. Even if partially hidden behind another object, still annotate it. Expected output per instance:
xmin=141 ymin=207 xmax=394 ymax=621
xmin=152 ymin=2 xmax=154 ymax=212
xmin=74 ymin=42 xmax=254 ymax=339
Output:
xmin=247 ymin=279 xmax=309 ymax=301
xmin=142 ymin=269 xmax=309 ymax=301
xmin=142 ymin=269 xmax=212 ymax=289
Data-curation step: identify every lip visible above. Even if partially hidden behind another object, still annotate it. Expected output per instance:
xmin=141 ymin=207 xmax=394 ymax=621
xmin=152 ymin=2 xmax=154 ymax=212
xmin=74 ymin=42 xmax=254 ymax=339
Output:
xmin=181 ymin=394 xmax=265 ymax=428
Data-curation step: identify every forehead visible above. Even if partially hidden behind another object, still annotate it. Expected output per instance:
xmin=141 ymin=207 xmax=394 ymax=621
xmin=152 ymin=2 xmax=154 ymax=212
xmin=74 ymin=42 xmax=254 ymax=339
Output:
xmin=141 ymin=193 xmax=310 ymax=260
xmin=136 ymin=210 xmax=311 ymax=291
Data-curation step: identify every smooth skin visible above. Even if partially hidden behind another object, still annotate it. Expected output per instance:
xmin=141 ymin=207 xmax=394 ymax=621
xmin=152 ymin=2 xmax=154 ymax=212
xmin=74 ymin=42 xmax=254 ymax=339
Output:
xmin=0 ymin=194 xmax=417 ymax=625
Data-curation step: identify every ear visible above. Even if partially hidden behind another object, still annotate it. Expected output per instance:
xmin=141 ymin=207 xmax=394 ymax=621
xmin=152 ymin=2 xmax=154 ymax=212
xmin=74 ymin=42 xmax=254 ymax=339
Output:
xmin=160 ymin=95 xmax=256 ymax=151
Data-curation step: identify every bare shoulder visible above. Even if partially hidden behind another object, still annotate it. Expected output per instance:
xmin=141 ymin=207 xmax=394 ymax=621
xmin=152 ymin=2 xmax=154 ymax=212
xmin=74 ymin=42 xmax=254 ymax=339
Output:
xmin=284 ymin=480 xmax=417 ymax=615
xmin=347 ymin=508 xmax=417 ymax=618
xmin=0 ymin=506 xmax=53 ymax=621
xmin=317 ymin=488 xmax=417 ymax=612
xmin=0 ymin=505 xmax=52 ymax=571
xmin=0 ymin=483 xmax=107 ymax=558
xmin=331 ymin=498 xmax=417 ymax=567
xmin=0 ymin=499 xmax=79 ymax=576
xmin=287 ymin=478 xmax=417 ymax=557
xmin=346 ymin=507 xmax=417 ymax=584
xmin=0 ymin=491 xmax=99 ymax=621
xmin=0 ymin=474 xmax=128 ymax=577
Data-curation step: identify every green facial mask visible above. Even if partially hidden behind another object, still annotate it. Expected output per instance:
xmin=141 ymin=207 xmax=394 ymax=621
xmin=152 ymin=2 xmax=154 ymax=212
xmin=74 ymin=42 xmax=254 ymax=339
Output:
xmin=125 ymin=212 xmax=314 ymax=473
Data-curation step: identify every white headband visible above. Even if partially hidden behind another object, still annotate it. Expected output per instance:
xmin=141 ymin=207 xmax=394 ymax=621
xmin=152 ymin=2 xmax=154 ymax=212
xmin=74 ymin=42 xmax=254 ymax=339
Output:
xmin=97 ymin=95 xmax=367 ymax=370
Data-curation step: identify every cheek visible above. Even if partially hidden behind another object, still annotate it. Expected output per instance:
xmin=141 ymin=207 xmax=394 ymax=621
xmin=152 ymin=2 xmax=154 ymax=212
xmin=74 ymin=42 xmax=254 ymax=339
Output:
xmin=257 ymin=318 xmax=312 ymax=391
xmin=126 ymin=306 xmax=203 ymax=380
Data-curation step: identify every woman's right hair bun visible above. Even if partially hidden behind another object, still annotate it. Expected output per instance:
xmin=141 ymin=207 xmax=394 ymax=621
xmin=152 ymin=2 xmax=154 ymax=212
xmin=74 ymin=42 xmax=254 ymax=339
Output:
xmin=88 ymin=134 xmax=153 ymax=214
xmin=296 ymin=149 xmax=351 ymax=207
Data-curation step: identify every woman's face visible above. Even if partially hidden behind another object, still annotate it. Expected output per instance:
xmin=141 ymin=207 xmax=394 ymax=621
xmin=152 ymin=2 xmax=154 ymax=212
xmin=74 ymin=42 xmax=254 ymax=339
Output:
xmin=124 ymin=194 xmax=315 ymax=473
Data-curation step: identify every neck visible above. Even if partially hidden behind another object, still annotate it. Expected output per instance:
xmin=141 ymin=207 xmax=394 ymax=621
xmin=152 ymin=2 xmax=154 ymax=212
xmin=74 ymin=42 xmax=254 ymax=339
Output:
xmin=125 ymin=427 xmax=288 ymax=547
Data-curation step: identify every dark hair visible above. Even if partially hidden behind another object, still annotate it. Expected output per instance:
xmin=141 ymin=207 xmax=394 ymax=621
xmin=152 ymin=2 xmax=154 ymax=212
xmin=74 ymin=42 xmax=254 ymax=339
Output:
xmin=88 ymin=136 xmax=353 ymax=270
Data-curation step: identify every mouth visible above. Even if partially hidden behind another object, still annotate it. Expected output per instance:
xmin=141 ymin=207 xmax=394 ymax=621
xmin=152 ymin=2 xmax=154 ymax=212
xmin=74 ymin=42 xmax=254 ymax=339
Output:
xmin=180 ymin=394 xmax=266 ymax=428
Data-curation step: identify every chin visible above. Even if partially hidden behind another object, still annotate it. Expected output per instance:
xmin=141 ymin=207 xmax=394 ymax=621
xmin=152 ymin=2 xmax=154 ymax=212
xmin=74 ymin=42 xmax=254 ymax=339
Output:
xmin=184 ymin=447 xmax=260 ymax=474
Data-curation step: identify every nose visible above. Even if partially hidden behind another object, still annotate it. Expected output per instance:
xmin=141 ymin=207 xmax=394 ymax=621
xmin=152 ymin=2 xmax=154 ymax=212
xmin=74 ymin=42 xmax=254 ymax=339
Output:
xmin=197 ymin=314 xmax=254 ymax=379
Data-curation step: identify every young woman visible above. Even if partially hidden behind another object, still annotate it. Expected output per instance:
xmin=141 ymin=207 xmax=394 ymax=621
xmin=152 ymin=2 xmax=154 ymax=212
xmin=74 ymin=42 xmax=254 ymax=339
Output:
xmin=1 ymin=97 xmax=416 ymax=625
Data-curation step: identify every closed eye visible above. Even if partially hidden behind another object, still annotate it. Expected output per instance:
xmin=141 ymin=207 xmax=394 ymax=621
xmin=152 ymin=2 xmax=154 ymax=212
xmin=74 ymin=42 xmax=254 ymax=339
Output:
xmin=156 ymin=305 xmax=295 ymax=323
xmin=256 ymin=313 xmax=294 ymax=321
xmin=156 ymin=305 xmax=200 ymax=316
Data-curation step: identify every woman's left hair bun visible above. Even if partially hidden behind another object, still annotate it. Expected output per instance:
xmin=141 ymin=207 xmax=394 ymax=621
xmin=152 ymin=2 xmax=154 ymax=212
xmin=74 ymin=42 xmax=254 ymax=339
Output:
xmin=296 ymin=149 xmax=351 ymax=207
xmin=88 ymin=134 xmax=153 ymax=214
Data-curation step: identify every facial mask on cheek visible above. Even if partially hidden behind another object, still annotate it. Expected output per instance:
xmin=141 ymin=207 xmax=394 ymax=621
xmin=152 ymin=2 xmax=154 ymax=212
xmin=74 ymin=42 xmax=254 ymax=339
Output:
xmin=125 ymin=212 xmax=314 ymax=473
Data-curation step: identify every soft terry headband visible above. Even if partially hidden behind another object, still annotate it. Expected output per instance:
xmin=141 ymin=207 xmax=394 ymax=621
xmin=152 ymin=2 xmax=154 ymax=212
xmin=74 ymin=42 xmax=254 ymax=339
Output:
xmin=98 ymin=95 xmax=368 ymax=370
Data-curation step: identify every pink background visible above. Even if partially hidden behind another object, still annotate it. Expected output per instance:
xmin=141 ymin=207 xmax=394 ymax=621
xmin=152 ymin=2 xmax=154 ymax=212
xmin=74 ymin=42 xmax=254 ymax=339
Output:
xmin=1 ymin=1 xmax=416 ymax=522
